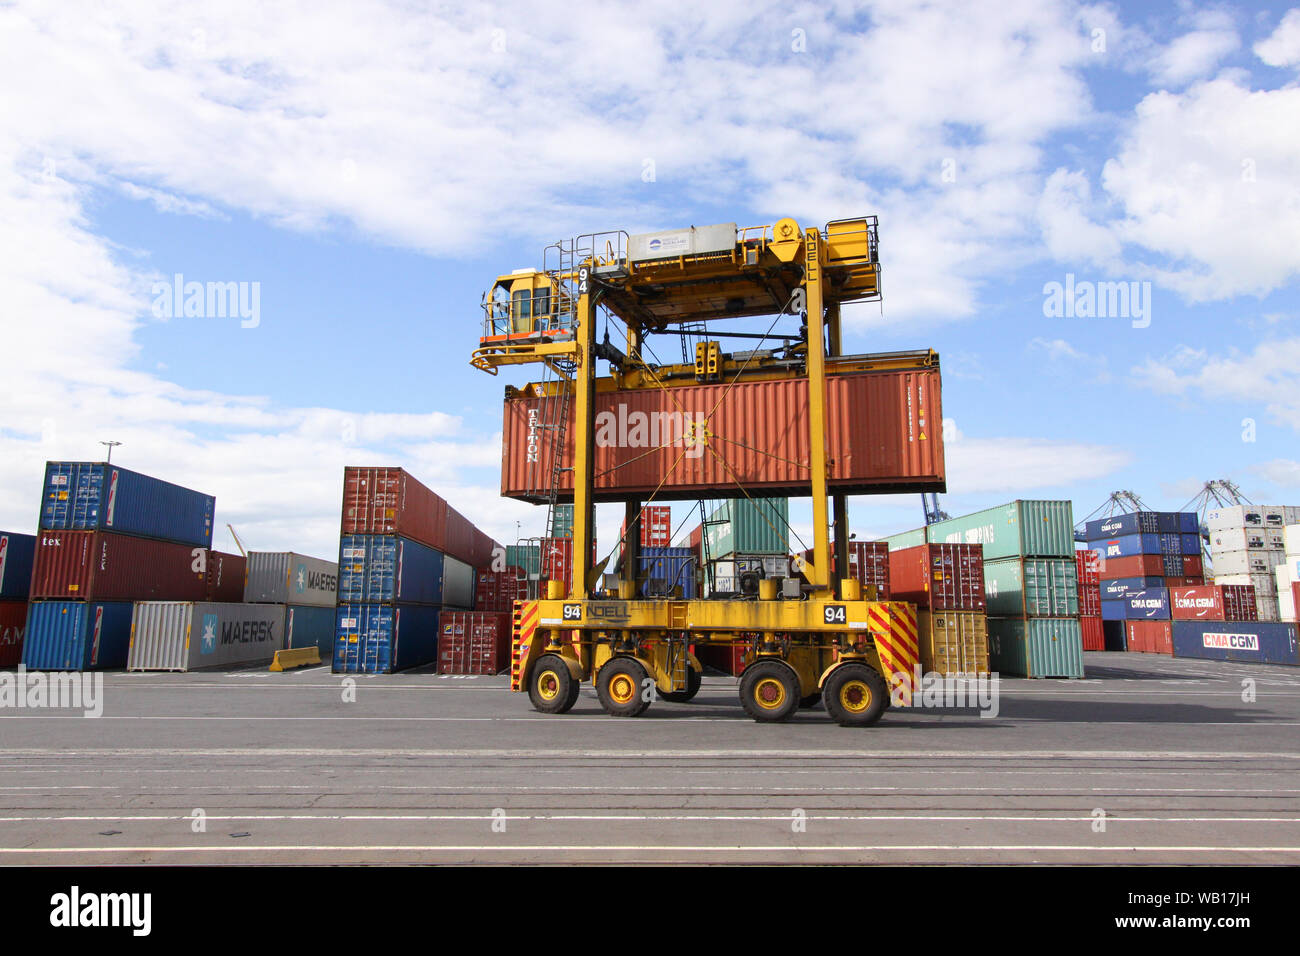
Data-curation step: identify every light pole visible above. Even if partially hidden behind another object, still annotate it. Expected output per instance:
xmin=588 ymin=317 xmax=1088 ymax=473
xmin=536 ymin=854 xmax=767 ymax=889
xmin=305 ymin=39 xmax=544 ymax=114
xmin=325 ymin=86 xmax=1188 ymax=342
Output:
xmin=99 ymin=440 xmax=121 ymax=463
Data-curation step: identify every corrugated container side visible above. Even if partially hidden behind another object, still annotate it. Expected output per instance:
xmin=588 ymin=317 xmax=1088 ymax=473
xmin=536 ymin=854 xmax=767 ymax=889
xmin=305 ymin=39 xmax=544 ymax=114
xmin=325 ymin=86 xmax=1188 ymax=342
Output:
xmin=881 ymin=528 xmax=928 ymax=551
xmin=916 ymin=610 xmax=989 ymax=675
xmin=1171 ymin=621 xmax=1299 ymax=666
xmin=0 ymin=532 xmax=36 ymax=599
xmin=505 ymin=544 xmax=542 ymax=577
xmin=127 ymin=601 xmax=193 ymax=671
xmin=22 ymin=600 xmax=134 ymax=670
xmin=128 ymin=602 xmax=286 ymax=671
xmin=502 ymin=368 xmax=945 ymax=501
xmin=984 ymin=557 xmax=1078 ymax=617
xmin=1074 ymin=548 xmax=1100 ymax=587
xmin=341 ymin=467 xmax=447 ymax=551
xmin=1124 ymin=587 xmax=1171 ymax=621
xmin=800 ymin=542 xmax=891 ymax=598
xmin=333 ymin=603 xmax=443 ymax=674
xmin=1126 ymin=620 xmax=1173 ymax=655
xmin=243 ymin=552 xmax=338 ymax=606
xmin=0 ymin=600 xmax=28 ymax=667
xmin=1096 ymin=553 xmax=1167 ymax=579
xmin=31 ymin=531 xmax=209 ymax=602
xmin=1084 ymin=512 xmax=1160 ymax=540
xmin=338 ymin=535 xmax=445 ymax=604
xmin=39 ymin=462 xmax=214 ymax=547
xmin=985 ymin=617 xmax=1085 ymax=678
xmin=1079 ymin=616 xmax=1104 ymax=651
xmin=437 ymin=610 xmax=511 ymax=674
xmin=639 ymin=547 xmax=697 ymax=599
xmin=887 ymin=544 xmax=985 ymax=611
xmin=704 ymin=498 xmax=790 ymax=557
xmin=285 ymin=604 xmax=336 ymax=654
xmin=927 ymin=500 xmax=1074 ymax=560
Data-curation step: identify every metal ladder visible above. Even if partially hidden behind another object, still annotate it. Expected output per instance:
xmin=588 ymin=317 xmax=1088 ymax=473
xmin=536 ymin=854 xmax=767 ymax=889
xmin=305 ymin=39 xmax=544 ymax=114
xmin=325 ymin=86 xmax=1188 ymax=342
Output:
xmin=678 ymin=319 xmax=710 ymax=364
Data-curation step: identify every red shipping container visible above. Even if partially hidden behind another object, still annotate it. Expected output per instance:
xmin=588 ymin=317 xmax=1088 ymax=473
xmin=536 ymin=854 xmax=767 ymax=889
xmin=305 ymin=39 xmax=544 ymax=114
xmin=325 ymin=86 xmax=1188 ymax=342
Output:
xmin=1079 ymin=616 xmax=1104 ymax=651
xmin=1126 ymin=620 xmax=1172 ymax=655
xmin=342 ymin=467 xmax=447 ymax=550
xmin=1224 ymin=585 xmax=1257 ymax=621
xmin=1182 ymin=554 xmax=1203 ymax=578
xmin=438 ymin=610 xmax=510 ymax=675
xmin=888 ymin=543 xmax=984 ymax=611
xmin=623 ymin=506 xmax=673 ymax=549
xmin=1097 ymin=554 xmax=1166 ymax=579
xmin=1078 ymin=584 xmax=1101 ymax=617
xmin=1075 ymin=549 xmax=1100 ymax=587
xmin=1294 ymin=582 xmax=1300 ymax=621
xmin=688 ymin=524 xmax=703 ymax=551
xmin=0 ymin=600 xmax=26 ymax=668
xmin=204 ymin=551 xmax=245 ymax=602
xmin=30 ymin=530 xmax=209 ymax=602
xmin=1164 ymin=576 xmax=1203 ymax=588
xmin=502 ymin=368 xmax=945 ymax=503
xmin=800 ymin=541 xmax=891 ymax=598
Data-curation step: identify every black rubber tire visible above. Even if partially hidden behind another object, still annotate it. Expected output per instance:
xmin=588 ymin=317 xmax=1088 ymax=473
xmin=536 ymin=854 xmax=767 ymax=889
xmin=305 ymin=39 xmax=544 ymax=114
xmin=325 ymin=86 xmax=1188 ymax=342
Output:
xmin=739 ymin=660 xmax=800 ymax=722
xmin=528 ymin=655 xmax=579 ymax=715
xmin=800 ymin=690 xmax=822 ymax=709
xmin=822 ymin=663 xmax=889 ymax=727
xmin=659 ymin=664 xmax=702 ymax=703
xmin=596 ymin=657 xmax=653 ymax=717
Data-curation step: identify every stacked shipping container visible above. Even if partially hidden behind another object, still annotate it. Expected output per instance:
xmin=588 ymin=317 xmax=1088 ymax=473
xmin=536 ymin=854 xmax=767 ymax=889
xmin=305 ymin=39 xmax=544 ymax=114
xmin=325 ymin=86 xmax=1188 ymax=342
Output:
xmin=0 ymin=532 xmax=35 ymax=667
xmin=888 ymin=543 xmax=988 ymax=676
xmin=1205 ymin=504 xmax=1297 ymax=622
xmin=799 ymin=541 xmax=891 ymax=599
xmin=25 ymin=463 xmax=216 ymax=671
xmin=1075 ymin=549 xmax=1103 ymax=651
xmin=1278 ymin=524 xmax=1300 ymax=621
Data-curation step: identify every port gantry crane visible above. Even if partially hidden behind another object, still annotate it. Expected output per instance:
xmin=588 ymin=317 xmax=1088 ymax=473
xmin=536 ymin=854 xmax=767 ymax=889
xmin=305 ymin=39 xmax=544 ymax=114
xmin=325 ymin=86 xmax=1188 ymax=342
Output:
xmin=472 ymin=216 xmax=944 ymax=725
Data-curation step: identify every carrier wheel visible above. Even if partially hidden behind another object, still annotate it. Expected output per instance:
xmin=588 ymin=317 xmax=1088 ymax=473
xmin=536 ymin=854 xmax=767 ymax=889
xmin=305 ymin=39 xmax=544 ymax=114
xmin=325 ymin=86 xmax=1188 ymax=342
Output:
xmin=822 ymin=663 xmax=888 ymax=727
xmin=739 ymin=660 xmax=800 ymax=722
xmin=659 ymin=664 xmax=702 ymax=702
xmin=528 ymin=655 xmax=579 ymax=715
xmin=596 ymin=657 xmax=652 ymax=717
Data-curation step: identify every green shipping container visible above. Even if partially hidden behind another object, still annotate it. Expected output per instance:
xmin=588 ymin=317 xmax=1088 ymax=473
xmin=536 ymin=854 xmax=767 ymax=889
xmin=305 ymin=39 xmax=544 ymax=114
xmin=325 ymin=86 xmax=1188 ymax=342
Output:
xmin=881 ymin=527 xmax=927 ymax=551
xmin=704 ymin=499 xmax=789 ymax=559
xmin=550 ymin=504 xmax=574 ymax=538
xmin=986 ymin=616 xmax=1084 ymax=678
xmin=984 ymin=557 xmax=1079 ymax=617
xmin=505 ymin=544 xmax=541 ymax=577
xmin=926 ymin=500 xmax=1075 ymax=559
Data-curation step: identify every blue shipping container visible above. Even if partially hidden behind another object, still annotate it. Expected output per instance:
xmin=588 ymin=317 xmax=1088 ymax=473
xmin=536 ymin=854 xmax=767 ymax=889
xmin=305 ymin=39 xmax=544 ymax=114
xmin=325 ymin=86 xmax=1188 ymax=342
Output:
xmin=338 ymin=535 xmax=446 ymax=605
xmin=1088 ymin=533 xmax=1162 ymax=559
xmin=1155 ymin=512 xmax=1181 ymax=534
xmin=1101 ymin=599 xmax=1131 ymax=621
xmin=39 ymin=463 xmax=214 ymax=548
xmin=285 ymin=604 xmax=336 ymax=654
xmin=333 ymin=603 xmax=442 ymax=674
xmin=1171 ymin=621 xmax=1298 ymax=666
xmin=1180 ymin=533 xmax=1202 ymax=555
xmin=1178 ymin=513 xmax=1200 ymax=534
xmin=1124 ymin=588 xmax=1171 ymax=621
xmin=1101 ymin=576 xmax=1164 ymax=601
xmin=639 ymin=546 xmax=697 ymax=599
xmin=22 ymin=600 xmax=134 ymax=670
xmin=1085 ymin=512 xmax=1160 ymax=540
xmin=0 ymin=531 xmax=36 ymax=599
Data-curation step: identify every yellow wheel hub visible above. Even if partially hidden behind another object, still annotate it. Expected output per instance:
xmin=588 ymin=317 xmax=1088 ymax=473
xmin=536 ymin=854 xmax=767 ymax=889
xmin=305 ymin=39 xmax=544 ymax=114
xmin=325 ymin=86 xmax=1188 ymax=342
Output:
xmin=609 ymin=673 xmax=636 ymax=704
xmin=753 ymin=677 xmax=787 ymax=710
xmin=536 ymin=670 xmax=561 ymax=702
xmin=839 ymin=680 xmax=872 ymax=714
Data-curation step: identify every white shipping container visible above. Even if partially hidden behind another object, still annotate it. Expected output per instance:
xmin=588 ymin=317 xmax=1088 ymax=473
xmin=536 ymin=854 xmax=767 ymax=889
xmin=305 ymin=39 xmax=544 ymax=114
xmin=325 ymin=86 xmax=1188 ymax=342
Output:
xmin=1266 ymin=529 xmax=1286 ymax=551
xmin=1205 ymin=504 xmax=1286 ymax=531
xmin=1285 ymin=524 xmax=1300 ymax=557
xmin=1281 ymin=586 xmax=1297 ymax=623
xmin=128 ymin=602 xmax=286 ymax=671
xmin=1210 ymin=528 xmax=1270 ymax=552
xmin=1256 ymin=595 xmax=1280 ymax=622
xmin=1214 ymin=571 xmax=1277 ymax=594
xmin=1210 ymin=550 xmax=1271 ymax=575
xmin=1285 ymin=506 xmax=1300 ymax=526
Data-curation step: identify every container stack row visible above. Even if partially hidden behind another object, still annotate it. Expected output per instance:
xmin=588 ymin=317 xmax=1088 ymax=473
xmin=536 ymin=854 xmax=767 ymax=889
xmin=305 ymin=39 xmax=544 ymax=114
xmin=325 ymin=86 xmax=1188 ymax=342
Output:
xmin=1206 ymin=504 xmax=1299 ymax=621
xmin=23 ymin=462 xmax=224 ymax=671
xmin=1084 ymin=510 xmax=1205 ymax=655
xmin=333 ymin=466 xmax=500 ymax=674
xmin=1076 ymin=549 xmax=1102 ymax=651
xmin=0 ymin=531 xmax=36 ymax=667
xmin=1278 ymin=524 xmax=1300 ymax=622
xmin=903 ymin=500 xmax=1084 ymax=678
xmin=887 ymin=542 xmax=988 ymax=676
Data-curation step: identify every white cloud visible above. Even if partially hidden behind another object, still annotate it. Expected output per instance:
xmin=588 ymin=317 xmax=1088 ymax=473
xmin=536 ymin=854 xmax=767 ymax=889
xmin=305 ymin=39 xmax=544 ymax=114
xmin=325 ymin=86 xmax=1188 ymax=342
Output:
xmin=1254 ymin=9 xmax=1300 ymax=67
xmin=1029 ymin=337 xmax=1088 ymax=361
xmin=1037 ymin=168 xmax=1122 ymax=266
xmin=946 ymin=435 xmax=1131 ymax=494
xmin=1252 ymin=458 xmax=1300 ymax=488
xmin=1147 ymin=14 xmax=1240 ymax=86
xmin=1131 ymin=338 xmax=1300 ymax=431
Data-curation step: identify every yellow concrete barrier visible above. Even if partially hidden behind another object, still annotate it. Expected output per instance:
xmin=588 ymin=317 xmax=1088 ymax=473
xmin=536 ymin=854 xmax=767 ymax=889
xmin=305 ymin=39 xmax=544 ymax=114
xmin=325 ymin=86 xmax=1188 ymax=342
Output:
xmin=270 ymin=647 xmax=322 ymax=672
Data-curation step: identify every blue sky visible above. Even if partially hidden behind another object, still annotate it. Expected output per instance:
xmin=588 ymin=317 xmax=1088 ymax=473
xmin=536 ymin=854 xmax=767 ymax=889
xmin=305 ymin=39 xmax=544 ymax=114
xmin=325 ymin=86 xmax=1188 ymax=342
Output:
xmin=1 ymin=0 xmax=1298 ymax=561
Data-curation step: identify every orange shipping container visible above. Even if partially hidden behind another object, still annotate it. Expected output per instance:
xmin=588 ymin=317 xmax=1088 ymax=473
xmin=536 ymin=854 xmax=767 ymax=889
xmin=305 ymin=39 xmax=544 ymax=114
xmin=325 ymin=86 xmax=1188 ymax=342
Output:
xmin=502 ymin=368 xmax=944 ymax=502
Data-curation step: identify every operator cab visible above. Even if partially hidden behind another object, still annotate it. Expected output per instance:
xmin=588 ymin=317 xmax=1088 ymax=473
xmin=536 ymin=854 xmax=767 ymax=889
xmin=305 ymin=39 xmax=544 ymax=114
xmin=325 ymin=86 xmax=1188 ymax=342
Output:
xmin=480 ymin=269 xmax=572 ymax=344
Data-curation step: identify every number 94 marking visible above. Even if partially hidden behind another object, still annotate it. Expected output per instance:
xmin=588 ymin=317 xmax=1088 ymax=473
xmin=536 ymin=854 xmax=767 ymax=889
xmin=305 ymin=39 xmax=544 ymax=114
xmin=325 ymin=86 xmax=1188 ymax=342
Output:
xmin=823 ymin=605 xmax=846 ymax=624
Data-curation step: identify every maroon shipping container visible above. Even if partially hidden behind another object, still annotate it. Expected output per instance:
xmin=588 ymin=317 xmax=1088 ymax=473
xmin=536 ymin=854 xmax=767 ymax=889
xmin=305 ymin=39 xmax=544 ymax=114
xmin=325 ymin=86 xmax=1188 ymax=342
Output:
xmin=800 ymin=541 xmax=891 ymax=598
xmin=1074 ymin=549 xmax=1100 ymax=587
xmin=1080 ymin=615 xmax=1104 ymax=651
xmin=1097 ymin=554 xmax=1166 ymax=579
xmin=474 ymin=566 xmax=524 ymax=613
xmin=1182 ymin=554 xmax=1203 ymax=578
xmin=0 ymin=600 xmax=26 ymax=668
xmin=204 ymin=551 xmax=245 ymax=602
xmin=621 ymin=505 xmax=673 ymax=549
xmin=502 ymin=368 xmax=945 ymax=502
xmin=1079 ymin=583 xmax=1101 ymax=617
xmin=341 ymin=466 xmax=448 ymax=551
xmin=30 ymin=531 xmax=208 ymax=602
xmin=444 ymin=504 xmax=498 ymax=570
xmin=1126 ymin=620 xmax=1173 ymax=655
xmin=888 ymin=543 xmax=985 ymax=611
xmin=438 ymin=610 xmax=511 ymax=675
xmin=1164 ymin=576 xmax=1204 ymax=588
